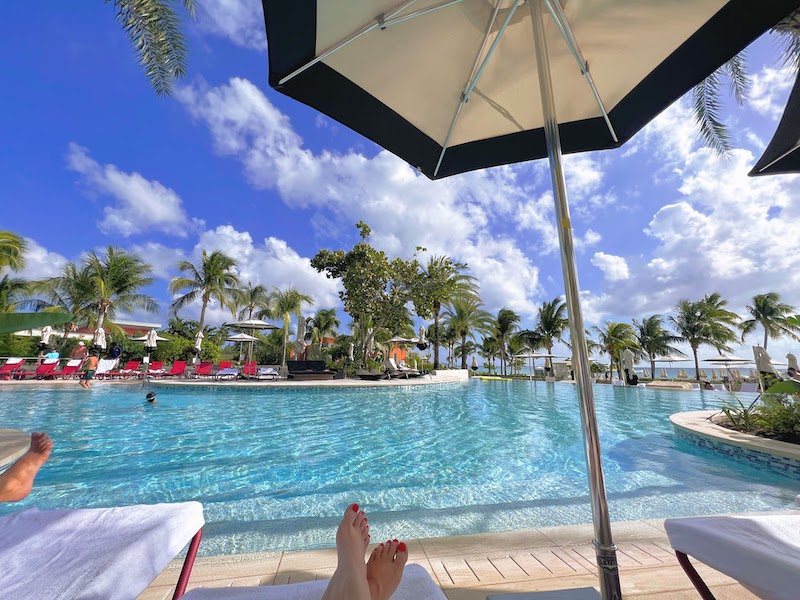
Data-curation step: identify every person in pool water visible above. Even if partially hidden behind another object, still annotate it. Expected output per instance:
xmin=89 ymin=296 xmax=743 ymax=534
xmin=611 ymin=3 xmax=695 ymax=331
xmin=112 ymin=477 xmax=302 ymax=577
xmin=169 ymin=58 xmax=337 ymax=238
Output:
xmin=321 ymin=504 xmax=408 ymax=600
xmin=80 ymin=352 xmax=99 ymax=389
xmin=0 ymin=432 xmax=53 ymax=503
xmin=145 ymin=392 xmax=157 ymax=404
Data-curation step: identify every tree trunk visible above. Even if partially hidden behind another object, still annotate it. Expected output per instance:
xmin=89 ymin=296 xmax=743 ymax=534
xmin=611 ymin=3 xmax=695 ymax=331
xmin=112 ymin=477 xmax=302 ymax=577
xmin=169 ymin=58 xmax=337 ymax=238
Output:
xmin=500 ymin=337 xmax=506 ymax=377
xmin=198 ymin=300 xmax=208 ymax=333
xmin=282 ymin=321 xmax=289 ymax=367
xmin=461 ymin=333 xmax=468 ymax=369
xmin=650 ymin=355 xmax=656 ymax=380
xmin=433 ymin=301 xmax=441 ymax=369
xmin=546 ymin=340 xmax=553 ymax=375
xmin=763 ymin=324 xmax=768 ymax=350
xmin=692 ymin=345 xmax=700 ymax=381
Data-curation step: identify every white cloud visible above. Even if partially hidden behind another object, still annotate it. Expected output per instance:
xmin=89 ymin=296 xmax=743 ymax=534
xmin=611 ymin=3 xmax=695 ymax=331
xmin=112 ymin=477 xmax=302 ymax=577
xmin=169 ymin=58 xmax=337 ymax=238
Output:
xmin=591 ymin=252 xmax=629 ymax=282
xmin=177 ymin=77 xmax=547 ymax=314
xmin=749 ymin=66 xmax=794 ymax=120
xmin=16 ymin=239 xmax=68 ymax=280
xmin=196 ymin=0 xmax=266 ymax=51
xmin=66 ymin=143 xmax=204 ymax=238
xmin=129 ymin=242 xmax=187 ymax=279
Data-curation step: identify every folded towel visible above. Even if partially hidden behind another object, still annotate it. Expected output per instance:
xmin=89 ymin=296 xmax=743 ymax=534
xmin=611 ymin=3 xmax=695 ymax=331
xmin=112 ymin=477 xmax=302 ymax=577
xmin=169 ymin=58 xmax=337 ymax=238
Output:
xmin=181 ymin=564 xmax=445 ymax=600
xmin=666 ymin=515 xmax=800 ymax=600
xmin=0 ymin=501 xmax=204 ymax=600
xmin=65 ymin=359 xmax=83 ymax=367
xmin=217 ymin=368 xmax=239 ymax=376
xmin=259 ymin=368 xmax=279 ymax=375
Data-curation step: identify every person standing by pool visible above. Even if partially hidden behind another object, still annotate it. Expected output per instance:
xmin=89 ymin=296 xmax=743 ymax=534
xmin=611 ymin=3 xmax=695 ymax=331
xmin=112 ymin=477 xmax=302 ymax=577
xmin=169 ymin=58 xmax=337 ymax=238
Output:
xmin=321 ymin=504 xmax=408 ymax=600
xmin=0 ymin=432 xmax=53 ymax=502
xmin=80 ymin=353 xmax=99 ymax=389
xmin=70 ymin=341 xmax=88 ymax=361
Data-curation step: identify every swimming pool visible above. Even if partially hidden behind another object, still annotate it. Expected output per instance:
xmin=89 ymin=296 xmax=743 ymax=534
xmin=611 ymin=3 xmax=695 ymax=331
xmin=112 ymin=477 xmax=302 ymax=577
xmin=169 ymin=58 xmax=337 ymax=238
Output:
xmin=0 ymin=380 xmax=795 ymax=555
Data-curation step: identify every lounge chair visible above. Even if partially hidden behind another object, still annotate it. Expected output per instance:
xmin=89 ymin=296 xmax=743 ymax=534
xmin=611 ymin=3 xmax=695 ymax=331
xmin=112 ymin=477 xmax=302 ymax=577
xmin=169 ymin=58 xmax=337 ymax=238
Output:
xmin=16 ymin=359 xmax=58 ymax=380
xmin=677 ymin=369 xmax=688 ymax=379
xmin=180 ymin=564 xmax=445 ymax=600
xmin=711 ymin=369 xmax=718 ymax=379
xmin=690 ymin=383 xmax=700 ymax=390
xmin=698 ymin=369 xmax=707 ymax=378
xmin=357 ymin=368 xmax=389 ymax=380
xmin=712 ymin=383 xmax=727 ymax=391
xmin=94 ymin=358 xmax=118 ymax=380
xmin=163 ymin=360 xmax=187 ymax=378
xmin=740 ymin=382 xmax=759 ymax=393
xmin=257 ymin=367 xmax=279 ymax=380
xmin=665 ymin=514 xmax=800 ymax=600
xmin=110 ymin=360 xmax=141 ymax=379
xmin=215 ymin=367 xmax=239 ymax=380
xmin=53 ymin=359 xmax=84 ymax=379
xmin=242 ymin=361 xmax=257 ymax=378
xmin=146 ymin=361 xmax=166 ymax=377
xmin=287 ymin=360 xmax=335 ymax=380
xmin=0 ymin=357 xmax=25 ymax=379
xmin=384 ymin=359 xmax=420 ymax=379
xmin=215 ymin=361 xmax=233 ymax=375
xmin=611 ymin=378 xmax=624 ymax=386
xmin=660 ymin=368 xmax=667 ymax=379
xmin=0 ymin=501 xmax=205 ymax=600
xmin=642 ymin=369 xmax=650 ymax=378
xmin=193 ymin=362 xmax=214 ymax=377
xmin=395 ymin=358 xmax=422 ymax=377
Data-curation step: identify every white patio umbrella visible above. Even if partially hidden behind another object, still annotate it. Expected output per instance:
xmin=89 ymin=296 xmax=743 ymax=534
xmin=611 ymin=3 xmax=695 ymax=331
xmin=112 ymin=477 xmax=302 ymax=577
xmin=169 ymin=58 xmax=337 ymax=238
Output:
xmin=788 ymin=353 xmax=799 ymax=373
xmin=348 ymin=342 xmax=355 ymax=362
xmin=261 ymin=2 xmax=799 ymax=595
xmin=193 ymin=331 xmax=204 ymax=364
xmin=514 ymin=351 xmax=560 ymax=380
xmin=227 ymin=332 xmax=259 ymax=363
xmin=621 ymin=348 xmax=635 ymax=384
xmin=224 ymin=319 xmax=279 ymax=362
xmin=130 ymin=329 xmax=169 ymax=363
xmin=92 ymin=328 xmax=106 ymax=351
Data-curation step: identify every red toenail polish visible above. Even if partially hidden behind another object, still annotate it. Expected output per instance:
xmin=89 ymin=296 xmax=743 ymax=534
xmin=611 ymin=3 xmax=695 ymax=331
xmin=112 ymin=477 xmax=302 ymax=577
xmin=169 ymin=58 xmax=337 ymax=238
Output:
xmin=351 ymin=503 xmax=359 ymax=512
xmin=399 ymin=542 xmax=407 ymax=552
xmin=393 ymin=538 xmax=398 ymax=542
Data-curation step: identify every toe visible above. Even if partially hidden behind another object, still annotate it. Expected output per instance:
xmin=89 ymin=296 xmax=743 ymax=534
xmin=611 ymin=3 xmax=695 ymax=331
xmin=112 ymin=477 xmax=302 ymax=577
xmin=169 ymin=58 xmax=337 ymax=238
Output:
xmin=396 ymin=541 xmax=409 ymax=564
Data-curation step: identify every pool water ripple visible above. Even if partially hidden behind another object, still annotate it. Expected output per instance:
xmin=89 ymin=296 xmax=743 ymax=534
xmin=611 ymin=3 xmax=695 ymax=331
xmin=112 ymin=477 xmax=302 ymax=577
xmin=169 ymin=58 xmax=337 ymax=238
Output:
xmin=0 ymin=380 xmax=796 ymax=555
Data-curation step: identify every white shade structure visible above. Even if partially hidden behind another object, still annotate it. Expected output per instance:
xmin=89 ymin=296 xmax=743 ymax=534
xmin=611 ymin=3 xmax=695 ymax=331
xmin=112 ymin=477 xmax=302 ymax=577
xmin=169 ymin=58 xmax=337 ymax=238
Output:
xmin=261 ymin=2 xmax=800 ymax=596
xmin=653 ymin=356 xmax=688 ymax=363
xmin=704 ymin=353 xmax=751 ymax=364
xmin=224 ymin=319 xmax=279 ymax=331
xmin=226 ymin=332 xmax=259 ymax=343
xmin=130 ymin=330 xmax=169 ymax=344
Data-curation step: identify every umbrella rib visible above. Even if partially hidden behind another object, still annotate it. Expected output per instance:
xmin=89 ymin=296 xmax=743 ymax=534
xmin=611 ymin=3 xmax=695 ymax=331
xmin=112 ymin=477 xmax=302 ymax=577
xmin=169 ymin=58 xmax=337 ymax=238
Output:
xmin=381 ymin=0 xmax=465 ymax=29
xmin=542 ymin=0 xmax=618 ymax=143
xmin=278 ymin=0 xmax=421 ymax=85
xmin=434 ymin=0 xmax=519 ymax=176
xmin=758 ymin=139 xmax=800 ymax=173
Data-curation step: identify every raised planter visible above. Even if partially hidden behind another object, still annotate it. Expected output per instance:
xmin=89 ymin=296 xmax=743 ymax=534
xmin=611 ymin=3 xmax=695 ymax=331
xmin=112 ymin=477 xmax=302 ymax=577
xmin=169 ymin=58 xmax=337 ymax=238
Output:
xmin=670 ymin=410 xmax=800 ymax=479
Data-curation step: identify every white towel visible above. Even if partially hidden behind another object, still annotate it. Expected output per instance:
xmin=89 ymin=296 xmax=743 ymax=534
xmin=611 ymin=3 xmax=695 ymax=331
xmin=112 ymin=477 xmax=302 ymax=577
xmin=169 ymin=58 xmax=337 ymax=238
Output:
xmin=66 ymin=359 xmax=83 ymax=367
xmin=181 ymin=564 xmax=446 ymax=600
xmin=665 ymin=515 xmax=800 ymax=600
xmin=0 ymin=501 xmax=204 ymax=600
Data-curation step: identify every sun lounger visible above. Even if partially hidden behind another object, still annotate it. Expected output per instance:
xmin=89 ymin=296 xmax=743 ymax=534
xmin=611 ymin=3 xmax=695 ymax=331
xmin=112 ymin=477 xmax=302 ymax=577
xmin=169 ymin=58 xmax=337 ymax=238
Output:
xmin=659 ymin=368 xmax=667 ymax=379
xmin=215 ymin=367 xmax=239 ymax=380
xmin=257 ymin=367 xmax=279 ymax=380
xmin=180 ymin=563 xmax=445 ymax=600
xmin=287 ymin=360 xmax=335 ymax=380
xmin=242 ymin=361 xmax=258 ymax=378
xmin=94 ymin=358 xmax=118 ymax=379
xmin=110 ymin=360 xmax=141 ymax=379
xmin=384 ymin=359 xmax=420 ymax=379
xmin=215 ymin=361 xmax=233 ymax=375
xmin=394 ymin=358 xmax=421 ymax=377
xmin=690 ymin=383 xmax=700 ymax=390
xmin=194 ymin=362 xmax=214 ymax=377
xmin=357 ymin=368 xmax=388 ymax=380
xmin=0 ymin=501 xmax=205 ymax=600
xmin=147 ymin=360 xmax=166 ymax=377
xmin=611 ymin=379 xmax=624 ymax=386
xmin=698 ymin=369 xmax=707 ymax=378
xmin=740 ymin=382 xmax=759 ymax=393
xmin=712 ymin=383 xmax=727 ymax=391
xmin=53 ymin=358 xmax=84 ymax=379
xmin=665 ymin=514 xmax=800 ymax=600
xmin=15 ymin=359 xmax=58 ymax=380
xmin=163 ymin=360 xmax=187 ymax=378
xmin=0 ymin=357 xmax=25 ymax=379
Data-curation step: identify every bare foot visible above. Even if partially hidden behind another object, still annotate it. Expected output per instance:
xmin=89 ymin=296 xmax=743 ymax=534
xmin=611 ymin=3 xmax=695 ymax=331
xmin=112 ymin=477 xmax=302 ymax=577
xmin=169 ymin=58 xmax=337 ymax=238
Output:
xmin=321 ymin=504 xmax=372 ymax=600
xmin=0 ymin=432 xmax=53 ymax=502
xmin=367 ymin=538 xmax=408 ymax=600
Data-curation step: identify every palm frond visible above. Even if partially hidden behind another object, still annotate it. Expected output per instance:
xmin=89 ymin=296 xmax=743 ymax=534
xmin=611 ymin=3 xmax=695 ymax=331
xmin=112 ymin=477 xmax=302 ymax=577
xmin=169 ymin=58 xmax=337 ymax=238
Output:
xmin=721 ymin=52 xmax=750 ymax=106
xmin=692 ymin=72 xmax=731 ymax=155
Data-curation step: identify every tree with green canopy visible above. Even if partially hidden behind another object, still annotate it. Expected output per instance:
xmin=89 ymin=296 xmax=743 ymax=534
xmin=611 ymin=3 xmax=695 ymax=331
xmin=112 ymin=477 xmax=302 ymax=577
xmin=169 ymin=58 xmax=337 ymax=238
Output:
xmin=266 ymin=287 xmax=314 ymax=366
xmin=236 ymin=282 xmax=274 ymax=321
xmin=740 ymin=292 xmax=800 ymax=350
xmin=0 ymin=231 xmax=26 ymax=273
xmin=495 ymin=307 xmax=521 ymax=377
xmin=308 ymin=308 xmax=341 ymax=350
xmin=592 ymin=321 xmax=639 ymax=379
xmin=311 ymin=222 xmax=424 ymax=366
xmin=417 ymin=255 xmax=479 ymax=369
xmin=633 ymin=314 xmax=684 ymax=379
xmin=442 ymin=298 xmax=494 ymax=370
xmin=532 ymin=298 xmax=569 ymax=374
xmin=478 ymin=336 xmax=500 ymax=374
xmin=169 ymin=250 xmax=240 ymax=341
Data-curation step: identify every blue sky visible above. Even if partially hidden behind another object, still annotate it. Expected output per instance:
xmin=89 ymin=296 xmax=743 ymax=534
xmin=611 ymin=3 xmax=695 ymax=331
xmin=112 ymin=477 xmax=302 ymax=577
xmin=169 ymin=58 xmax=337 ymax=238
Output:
xmin=2 ymin=2 xmax=799 ymax=363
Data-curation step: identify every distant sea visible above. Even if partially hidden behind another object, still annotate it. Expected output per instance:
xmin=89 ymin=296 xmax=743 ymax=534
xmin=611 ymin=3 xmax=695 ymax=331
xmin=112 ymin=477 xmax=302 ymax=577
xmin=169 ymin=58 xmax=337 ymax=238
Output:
xmin=506 ymin=366 xmax=761 ymax=379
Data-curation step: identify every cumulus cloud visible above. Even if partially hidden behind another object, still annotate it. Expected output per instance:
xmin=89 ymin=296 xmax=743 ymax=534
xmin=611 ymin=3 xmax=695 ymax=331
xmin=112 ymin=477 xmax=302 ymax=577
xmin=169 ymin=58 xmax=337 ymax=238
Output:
xmin=591 ymin=252 xmax=629 ymax=282
xmin=66 ymin=143 xmax=204 ymax=238
xmin=196 ymin=0 xmax=266 ymax=51
xmin=749 ymin=66 xmax=794 ymax=120
xmin=176 ymin=77 xmax=546 ymax=314
xmin=129 ymin=242 xmax=187 ymax=279
xmin=16 ymin=238 xmax=68 ymax=280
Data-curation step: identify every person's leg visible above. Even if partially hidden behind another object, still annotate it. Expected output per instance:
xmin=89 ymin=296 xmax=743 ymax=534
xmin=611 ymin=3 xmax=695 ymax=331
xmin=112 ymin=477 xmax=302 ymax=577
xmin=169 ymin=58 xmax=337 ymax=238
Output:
xmin=367 ymin=538 xmax=408 ymax=600
xmin=321 ymin=504 xmax=372 ymax=600
xmin=0 ymin=432 xmax=53 ymax=502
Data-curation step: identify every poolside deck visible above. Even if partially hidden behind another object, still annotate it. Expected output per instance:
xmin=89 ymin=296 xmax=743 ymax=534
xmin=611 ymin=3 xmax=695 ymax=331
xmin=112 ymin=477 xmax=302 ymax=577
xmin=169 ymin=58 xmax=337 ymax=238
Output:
xmin=138 ymin=516 xmax=772 ymax=599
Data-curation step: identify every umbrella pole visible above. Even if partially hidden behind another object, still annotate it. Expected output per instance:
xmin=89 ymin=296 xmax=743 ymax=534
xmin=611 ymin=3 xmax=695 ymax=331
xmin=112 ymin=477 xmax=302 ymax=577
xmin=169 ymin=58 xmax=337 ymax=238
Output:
xmin=530 ymin=2 xmax=621 ymax=598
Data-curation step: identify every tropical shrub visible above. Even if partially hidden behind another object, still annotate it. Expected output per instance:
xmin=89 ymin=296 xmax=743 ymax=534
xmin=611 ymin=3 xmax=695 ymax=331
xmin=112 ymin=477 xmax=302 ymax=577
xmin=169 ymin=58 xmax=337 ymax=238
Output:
xmin=759 ymin=394 xmax=800 ymax=442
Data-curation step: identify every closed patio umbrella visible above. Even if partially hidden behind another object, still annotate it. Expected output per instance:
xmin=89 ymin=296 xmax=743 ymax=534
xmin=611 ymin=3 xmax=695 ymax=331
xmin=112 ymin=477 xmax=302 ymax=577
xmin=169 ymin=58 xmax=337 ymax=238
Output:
xmin=39 ymin=325 xmax=54 ymax=349
xmin=261 ymin=2 xmax=799 ymax=596
xmin=92 ymin=328 xmax=106 ymax=351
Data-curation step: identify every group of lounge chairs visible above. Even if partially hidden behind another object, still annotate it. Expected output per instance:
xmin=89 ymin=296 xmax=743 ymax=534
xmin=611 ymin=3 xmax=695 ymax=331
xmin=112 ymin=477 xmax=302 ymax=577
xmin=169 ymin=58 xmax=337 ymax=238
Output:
xmin=356 ymin=358 xmax=425 ymax=381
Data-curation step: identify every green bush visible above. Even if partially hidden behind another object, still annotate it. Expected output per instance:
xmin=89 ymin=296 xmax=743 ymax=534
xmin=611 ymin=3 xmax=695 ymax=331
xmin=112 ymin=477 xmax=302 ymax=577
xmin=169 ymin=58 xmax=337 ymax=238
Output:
xmin=759 ymin=394 xmax=800 ymax=440
xmin=0 ymin=334 xmax=38 ymax=357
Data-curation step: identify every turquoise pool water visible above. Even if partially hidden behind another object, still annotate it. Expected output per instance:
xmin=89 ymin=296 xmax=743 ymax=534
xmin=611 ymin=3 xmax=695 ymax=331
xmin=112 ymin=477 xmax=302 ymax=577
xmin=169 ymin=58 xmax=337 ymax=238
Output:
xmin=0 ymin=381 xmax=795 ymax=555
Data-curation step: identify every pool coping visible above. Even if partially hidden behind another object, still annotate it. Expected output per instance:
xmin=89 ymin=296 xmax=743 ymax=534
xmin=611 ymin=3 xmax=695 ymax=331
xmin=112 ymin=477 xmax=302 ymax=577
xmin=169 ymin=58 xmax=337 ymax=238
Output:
xmin=670 ymin=410 xmax=800 ymax=461
xmin=0 ymin=428 xmax=30 ymax=470
xmin=148 ymin=370 xmax=470 ymax=388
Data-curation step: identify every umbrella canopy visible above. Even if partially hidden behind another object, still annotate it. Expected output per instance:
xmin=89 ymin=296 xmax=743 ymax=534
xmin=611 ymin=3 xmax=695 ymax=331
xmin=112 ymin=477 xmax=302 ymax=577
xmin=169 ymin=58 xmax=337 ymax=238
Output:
xmin=261 ymin=2 xmax=800 ymax=597
xmin=749 ymin=70 xmax=800 ymax=176
xmin=704 ymin=353 xmax=751 ymax=364
xmin=225 ymin=319 xmax=279 ymax=331
xmin=264 ymin=1 xmax=796 ymax=179
xmin=93 ymin=328 xmax=107 ymax=351
xmin=130 ymin=330 xmax=169 ymax=343
xmin=387 ymin=335 xmax=420 ymax=344
xmin=653 ymin=355 xmax=687 ymax=363
xmin=226 ymin=332 xmax=259 ymax=343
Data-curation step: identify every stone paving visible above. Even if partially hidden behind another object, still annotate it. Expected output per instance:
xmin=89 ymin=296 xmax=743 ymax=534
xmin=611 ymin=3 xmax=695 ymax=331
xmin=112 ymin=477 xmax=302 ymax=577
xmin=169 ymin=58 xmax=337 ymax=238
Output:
xmin=138 ymin=518 xmax=761 ymax=599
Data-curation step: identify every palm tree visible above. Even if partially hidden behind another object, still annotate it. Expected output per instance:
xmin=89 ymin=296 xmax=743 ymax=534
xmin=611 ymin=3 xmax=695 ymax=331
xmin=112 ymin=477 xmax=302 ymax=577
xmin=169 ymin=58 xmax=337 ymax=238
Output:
xmin=442 ymin=298 xmax=494 ymax=370
xmin=266 ymin=287 xmax=313 ymax=366
xmin=81 ymin=246 xmax=158 ymax=330
xmin=478 ymin=336 xmax=500 ymax=374
xmin=32 ymin=262 xmax=95 ymax=338
xmin=0 ymin=231 xmax=26 ymax=273
xmin=236 ymin=282 xmax=273 ymax=320
xmin=670 ymin=294 xmax=739 ymax=381
xmin=495 ymin=307 xmax=521 ymax=377
xmin=693 ymin=10 xmax=800 ymax=154
xmin=592 ymin=321 xmax=639 ymax=379
xmin=308 ymin=308 xmax=341 ymax=349
xmin=112 ymin=0 xmax=196 ymax=96
xmin=0 ymin=275 xmax=31 ymax=312
xmin=169 ymin=250 xmax=240 ymax=339
xmin=633 ymin=315 xmax=684 ymax=378
xmin=536 ymin=298 xmax=569 ymax=373
xmin=740 ymin=292 xmax=800 ymax=350
xmin=419 ymin=255 xmax=479 ymax=369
